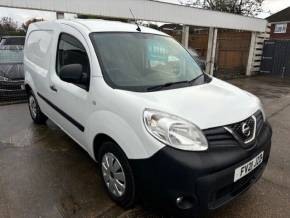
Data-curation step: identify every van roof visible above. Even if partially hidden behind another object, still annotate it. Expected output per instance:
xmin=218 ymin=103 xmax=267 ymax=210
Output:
xmin=34 ymin=19 xmax=168 ymax=36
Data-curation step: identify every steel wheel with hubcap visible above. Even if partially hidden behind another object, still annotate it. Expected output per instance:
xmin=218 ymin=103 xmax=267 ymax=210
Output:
xmin=102 ymin=152 xmax=126 ymax=197
xmin=99 ymin=141 xmax=136 ymax=208
xmin=27 ymin=90 xmax=47 ymax=124
xmin=29 ymin=95 xmax=37 ymax=119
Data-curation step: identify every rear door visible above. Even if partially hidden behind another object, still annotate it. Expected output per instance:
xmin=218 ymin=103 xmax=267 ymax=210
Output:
xmin=45 ymin=25 xmax=92 ymax=147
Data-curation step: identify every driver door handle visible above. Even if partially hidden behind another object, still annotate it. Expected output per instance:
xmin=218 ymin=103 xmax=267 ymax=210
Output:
xmin=50 ymin=84 xmax=58 ymax=92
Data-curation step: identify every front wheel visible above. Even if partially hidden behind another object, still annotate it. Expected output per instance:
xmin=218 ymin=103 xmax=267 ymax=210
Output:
xmin=99 ymin=141 xmax=136 ymax=208
xmin=28 ymin=91 xmax=47 ymax=124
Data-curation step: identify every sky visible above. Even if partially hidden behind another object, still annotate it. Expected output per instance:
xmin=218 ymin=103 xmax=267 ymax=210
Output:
xmin=161 ymin=0 xmax=290 ymax=18
xmin=0 ymin=0 xmax=290 ymax=26
xmin=0 ymin=8 xmax=75 ymax=27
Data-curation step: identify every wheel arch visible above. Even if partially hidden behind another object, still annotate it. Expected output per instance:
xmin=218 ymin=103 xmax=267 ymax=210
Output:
xmin=24 ymin=70 xmax=37 ymax=95
xmin=93 ymin=133 xmax=119 ymax=162
xmin=86 ymin=111 xmax=152 ymax=161
xmin=24 ymin=83 xmax=32 ymax=94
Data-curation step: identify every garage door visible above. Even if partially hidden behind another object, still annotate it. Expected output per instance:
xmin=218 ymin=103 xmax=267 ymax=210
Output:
xmin=260 ymin=40 xmax=290 ymax=77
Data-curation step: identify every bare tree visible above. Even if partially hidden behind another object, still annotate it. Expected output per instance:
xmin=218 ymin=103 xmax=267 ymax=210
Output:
xmin=0 ymin=17 xmax=18 ymax=33
xmin=0 ymin=17 xmax=26 ymax=36
xmin=179 ymin=0 xmax=264 ymax=16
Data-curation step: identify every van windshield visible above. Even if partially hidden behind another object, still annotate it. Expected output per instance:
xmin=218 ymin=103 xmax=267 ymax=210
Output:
xmin=90 ymin=32 xmax=205 ymax=92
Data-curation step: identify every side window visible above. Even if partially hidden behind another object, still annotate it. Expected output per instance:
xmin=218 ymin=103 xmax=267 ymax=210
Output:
xmin=56 ymin=33 xmax=90 ymax=90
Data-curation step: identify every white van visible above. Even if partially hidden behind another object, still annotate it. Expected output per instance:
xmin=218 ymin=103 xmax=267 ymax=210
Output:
xmin=24 ymin=19 xmax=272 ymax=216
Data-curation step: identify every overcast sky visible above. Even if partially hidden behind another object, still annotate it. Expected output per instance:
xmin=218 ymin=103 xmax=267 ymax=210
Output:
xmin=0 ymin=0 xmax=290 ymax=26
xmin=161 ymin=0 xmax=290 ymax=18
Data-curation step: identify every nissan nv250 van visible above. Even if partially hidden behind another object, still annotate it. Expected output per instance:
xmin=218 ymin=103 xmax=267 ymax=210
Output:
xmin=24 ymin=19 xmax=272 ymax=216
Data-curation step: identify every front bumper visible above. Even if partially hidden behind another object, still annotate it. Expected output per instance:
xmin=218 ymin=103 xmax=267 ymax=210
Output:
xmin=130 ymin=121 xmax=272 ymax=216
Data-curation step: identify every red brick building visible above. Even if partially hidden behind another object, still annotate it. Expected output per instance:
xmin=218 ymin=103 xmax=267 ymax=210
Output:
xmin=267 ymin=7 xmax=290 ymax=40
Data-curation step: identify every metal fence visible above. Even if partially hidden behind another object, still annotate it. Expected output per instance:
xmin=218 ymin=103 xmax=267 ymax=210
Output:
xmin=0 ymin=47 xmax=26 ymax=104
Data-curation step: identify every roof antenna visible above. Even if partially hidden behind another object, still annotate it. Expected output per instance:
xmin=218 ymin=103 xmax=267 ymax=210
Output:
xmin=129 ymin=8 xmax=141 ymax=32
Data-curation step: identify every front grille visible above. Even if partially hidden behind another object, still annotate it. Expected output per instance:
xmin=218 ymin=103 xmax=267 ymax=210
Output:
xmin=203 ymin=126 xmax=238 ymax=149
xmin=255 ymin=110 xmax=264 ymax=134
xmin=227 ymin=115 xmax=256 ymax=146
xmin=204 ymin=110 xmax=264 ymax=149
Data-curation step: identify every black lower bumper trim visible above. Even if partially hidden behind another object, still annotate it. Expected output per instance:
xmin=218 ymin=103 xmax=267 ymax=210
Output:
xmin=130 ymin=121 xmax=272 ymax=216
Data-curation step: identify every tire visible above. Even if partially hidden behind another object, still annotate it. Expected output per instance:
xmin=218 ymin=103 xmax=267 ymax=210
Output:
xmin=98 ymin=141 xmax=136 ymax=208
xmin=28 ymin=90 xmax=47 ymax=124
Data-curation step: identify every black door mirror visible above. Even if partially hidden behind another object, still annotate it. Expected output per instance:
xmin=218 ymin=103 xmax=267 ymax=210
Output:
xmin=59 ymin=64 xmax=83 ymax=84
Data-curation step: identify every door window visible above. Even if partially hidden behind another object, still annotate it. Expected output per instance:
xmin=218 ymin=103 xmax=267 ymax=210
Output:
xmin=56 ymin=33 xmax=90 ymax=90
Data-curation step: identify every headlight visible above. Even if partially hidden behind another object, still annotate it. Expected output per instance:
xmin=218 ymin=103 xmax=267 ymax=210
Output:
xmin=143 ymin=109 xmax=208 ymax=151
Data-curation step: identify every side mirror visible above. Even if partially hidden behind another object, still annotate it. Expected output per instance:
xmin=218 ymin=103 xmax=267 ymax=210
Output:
xmin=59 ymin=64 xmax=83 ymax=83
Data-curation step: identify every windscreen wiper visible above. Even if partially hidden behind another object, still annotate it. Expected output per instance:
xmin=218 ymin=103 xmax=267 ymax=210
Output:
xmin=189 ymin=73 xmax=204 ymax=83
xmin=146 ymin=74 xmax=205 ymax=92
xmin=147 ymin=80 xmax=191 ymax=91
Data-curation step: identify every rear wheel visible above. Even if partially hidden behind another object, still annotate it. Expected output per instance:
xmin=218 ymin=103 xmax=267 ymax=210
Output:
xmin=99 ymin=141 xmax=136 ymax=208
xmin=28 ymin=91 xmax=47 ymax=124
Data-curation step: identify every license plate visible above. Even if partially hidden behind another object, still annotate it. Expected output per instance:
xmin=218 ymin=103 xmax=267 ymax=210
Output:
xmin=234 ymin=151 xmax=264 ymax=182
